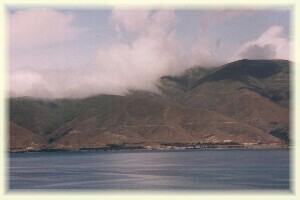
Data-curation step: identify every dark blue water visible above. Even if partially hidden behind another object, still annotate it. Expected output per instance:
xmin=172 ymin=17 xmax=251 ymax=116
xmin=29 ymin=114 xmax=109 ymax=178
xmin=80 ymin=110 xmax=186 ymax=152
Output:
xmin=9 ymin=149 xmax=290 ymax=190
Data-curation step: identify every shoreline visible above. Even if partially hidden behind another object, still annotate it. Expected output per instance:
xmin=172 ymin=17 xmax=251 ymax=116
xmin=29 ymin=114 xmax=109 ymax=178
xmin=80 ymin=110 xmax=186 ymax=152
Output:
xmin=9 ymin=145 xmax=290 ymax=153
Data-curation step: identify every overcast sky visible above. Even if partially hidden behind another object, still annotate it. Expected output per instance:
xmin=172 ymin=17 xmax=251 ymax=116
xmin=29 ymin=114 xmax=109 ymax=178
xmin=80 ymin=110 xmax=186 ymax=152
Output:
xmin=8 ymin=8 xmax=290 ymax=98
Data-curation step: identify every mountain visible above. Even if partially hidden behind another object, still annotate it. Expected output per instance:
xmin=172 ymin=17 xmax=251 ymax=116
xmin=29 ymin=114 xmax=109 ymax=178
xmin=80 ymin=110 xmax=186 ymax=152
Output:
xmin=9 ymin=59 xmax=290 ymax=151
xmin=159 ymin=59 xmax=290 ymax=141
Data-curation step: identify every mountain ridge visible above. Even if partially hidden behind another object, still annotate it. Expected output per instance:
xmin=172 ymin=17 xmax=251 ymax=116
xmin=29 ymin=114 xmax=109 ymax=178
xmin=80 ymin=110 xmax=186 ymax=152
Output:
xmin=9 ymin=59 xmax=290 ymax=151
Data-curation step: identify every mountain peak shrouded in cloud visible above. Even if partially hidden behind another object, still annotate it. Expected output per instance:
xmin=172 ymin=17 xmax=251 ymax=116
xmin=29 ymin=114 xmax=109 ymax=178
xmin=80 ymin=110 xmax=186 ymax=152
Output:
xmin=8 ymin=9 xmax=290 ymax=99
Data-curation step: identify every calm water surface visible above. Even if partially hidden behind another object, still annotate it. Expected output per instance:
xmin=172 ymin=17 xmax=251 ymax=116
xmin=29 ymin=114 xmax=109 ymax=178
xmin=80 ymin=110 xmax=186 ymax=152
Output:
xmin=9 ymin=149 xmax=290 ymax=190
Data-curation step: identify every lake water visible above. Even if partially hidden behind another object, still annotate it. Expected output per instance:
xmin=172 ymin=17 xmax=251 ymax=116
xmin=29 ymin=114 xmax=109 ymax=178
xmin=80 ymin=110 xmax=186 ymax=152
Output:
xmin=9 ymin=149 xmax=290 ymax=190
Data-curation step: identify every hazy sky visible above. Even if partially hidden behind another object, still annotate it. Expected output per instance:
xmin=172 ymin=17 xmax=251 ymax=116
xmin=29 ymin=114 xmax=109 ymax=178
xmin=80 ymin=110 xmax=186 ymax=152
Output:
xmin=8 ymin=8 xmax=290 ymax=98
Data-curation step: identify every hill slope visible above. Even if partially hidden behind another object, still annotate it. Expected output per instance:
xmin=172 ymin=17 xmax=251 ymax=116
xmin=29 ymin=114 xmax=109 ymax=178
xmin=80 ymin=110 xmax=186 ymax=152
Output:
xmin=9 ymin=59 xmax=290 ymax=151
xmin=159 ymin=59 xmax=290 ymax=142
xmin=10 ymin=122 xmax=46 ymax=151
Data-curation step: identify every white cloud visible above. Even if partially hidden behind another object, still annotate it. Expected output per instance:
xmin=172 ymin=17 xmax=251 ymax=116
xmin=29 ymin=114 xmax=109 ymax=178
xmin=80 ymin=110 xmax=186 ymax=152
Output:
xmin=94 ymin=10 xmax=184 ymax=94
xmin=9 ymin=9 xmax=86 ymax=49
xmin=188 ymin=36 xmax=215 ymax=67
xmin=11 ymin=9 xmax=276 ymax=99
xmin=9 ymin=9 xmax=223 ymax=98
xmin=10 ymin=44 xmax=92 ymax=70
xmin=9 ymin=69 xmax=44 ymax=96
xmin=234 ymin=25 xmax=289 ymax=60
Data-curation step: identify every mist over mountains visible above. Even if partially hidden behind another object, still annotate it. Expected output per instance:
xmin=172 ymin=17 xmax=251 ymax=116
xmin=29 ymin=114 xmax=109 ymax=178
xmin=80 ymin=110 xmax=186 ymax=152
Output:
xmin=9 ymin=9 xmax=290 ymax=99
xmin=9 ymin=59 xmax=290 ymax=151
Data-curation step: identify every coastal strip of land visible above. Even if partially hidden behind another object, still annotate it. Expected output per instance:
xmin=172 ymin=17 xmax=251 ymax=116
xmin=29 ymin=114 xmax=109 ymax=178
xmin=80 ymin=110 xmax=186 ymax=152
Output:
xmin=10 ymin=141 xmax=289 ymax=153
